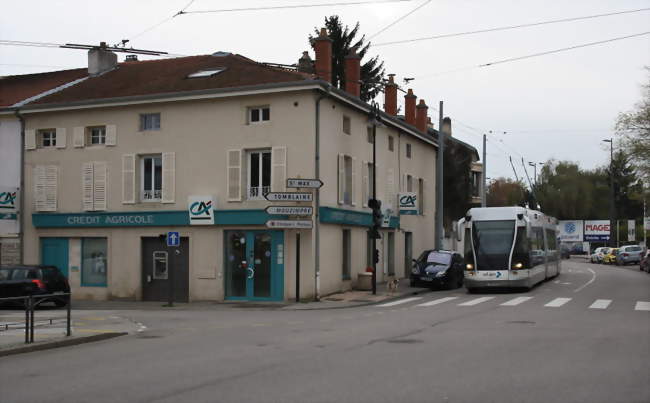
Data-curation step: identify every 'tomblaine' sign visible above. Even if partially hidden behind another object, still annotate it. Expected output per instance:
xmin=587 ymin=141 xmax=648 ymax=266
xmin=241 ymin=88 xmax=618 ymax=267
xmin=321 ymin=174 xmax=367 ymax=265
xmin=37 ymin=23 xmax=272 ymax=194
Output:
xmin=264 ymin=192 xmax=313 ymax=202
xmin=265 ymin=206 xmax=313 ymax=216
xmin=266 ymin=220 xmax=313 ymax=229
xmin=286 ymin=178 xmax=323 ymax=189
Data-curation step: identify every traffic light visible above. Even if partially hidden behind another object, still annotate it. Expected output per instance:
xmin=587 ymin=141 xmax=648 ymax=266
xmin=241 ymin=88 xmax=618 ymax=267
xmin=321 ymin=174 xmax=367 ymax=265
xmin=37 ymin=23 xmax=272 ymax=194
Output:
xmin=368 ymin=198 xmax=382 ymax=239
xmin=373 ymin=249 xmax=380 ymax=264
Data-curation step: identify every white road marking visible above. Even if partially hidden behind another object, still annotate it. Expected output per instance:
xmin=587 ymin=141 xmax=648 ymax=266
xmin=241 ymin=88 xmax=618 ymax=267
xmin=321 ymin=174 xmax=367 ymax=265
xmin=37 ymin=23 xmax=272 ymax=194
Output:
xmin=573 ymin=268 xmax=597 ymax=293
xmin=560 ymin=282 xmax=572 ymax=285
xmin=589 ymin=299 xmax=612 ymax=310
xmin=553 ymin=280 xmax=560 ymax=284
xmin=415 ymin=297 xmax=459 ymax=307
xmin=634 ymin=301 xmax=650 ymax=311
xmin=376 ymin=297 xmax=422 ymax=307
xmin=458 ymin=297 xmax=495 ymax=306
xmin=545 ymin=297 xmax=572 ymax=307
xmin=500 ymin=297 xmax=533 ymax=306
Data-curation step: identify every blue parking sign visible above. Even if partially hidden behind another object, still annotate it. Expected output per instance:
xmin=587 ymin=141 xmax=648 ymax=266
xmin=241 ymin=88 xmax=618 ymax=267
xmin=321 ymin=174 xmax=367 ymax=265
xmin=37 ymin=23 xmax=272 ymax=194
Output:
xmin=167 ymin=231 xmax=180 ymax=247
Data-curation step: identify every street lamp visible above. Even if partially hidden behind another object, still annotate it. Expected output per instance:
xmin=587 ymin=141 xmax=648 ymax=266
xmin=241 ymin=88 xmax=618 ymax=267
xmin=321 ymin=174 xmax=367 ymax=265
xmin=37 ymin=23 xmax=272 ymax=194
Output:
xmin=528 ymin=162 xmax=537 ymax=185
xmin=602 ymin=139 xmax=615 ymax=247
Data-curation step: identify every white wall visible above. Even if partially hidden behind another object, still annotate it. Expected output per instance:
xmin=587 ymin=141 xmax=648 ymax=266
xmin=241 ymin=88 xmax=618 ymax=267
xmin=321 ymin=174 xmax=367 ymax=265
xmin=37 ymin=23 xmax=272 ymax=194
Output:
xmin=0 ymin=118 xmax=21 ymax=236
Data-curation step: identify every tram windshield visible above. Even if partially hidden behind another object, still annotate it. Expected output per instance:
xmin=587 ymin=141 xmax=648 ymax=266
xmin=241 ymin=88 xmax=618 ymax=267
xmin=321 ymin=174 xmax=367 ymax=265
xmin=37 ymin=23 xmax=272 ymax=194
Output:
xmin=472 ymin=220 xmax=515 ymax=270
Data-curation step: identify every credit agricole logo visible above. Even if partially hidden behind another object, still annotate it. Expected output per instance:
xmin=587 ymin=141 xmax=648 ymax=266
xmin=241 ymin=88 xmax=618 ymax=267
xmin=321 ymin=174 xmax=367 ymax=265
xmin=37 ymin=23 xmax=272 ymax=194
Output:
xmin=0 ymin=191 xmax=17 ymax=210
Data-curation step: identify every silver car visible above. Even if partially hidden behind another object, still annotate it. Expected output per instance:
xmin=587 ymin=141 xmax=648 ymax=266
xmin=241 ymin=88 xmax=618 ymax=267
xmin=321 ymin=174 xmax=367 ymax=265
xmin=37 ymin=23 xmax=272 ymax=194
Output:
xmin=616 ymin=245 xmax=644 ymax=265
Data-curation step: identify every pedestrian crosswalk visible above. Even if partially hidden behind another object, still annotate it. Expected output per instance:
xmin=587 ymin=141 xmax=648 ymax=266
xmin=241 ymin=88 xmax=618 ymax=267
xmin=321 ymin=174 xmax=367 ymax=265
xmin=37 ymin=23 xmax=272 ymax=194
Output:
xmin=374 ymin=295 xmax=650 ymax=312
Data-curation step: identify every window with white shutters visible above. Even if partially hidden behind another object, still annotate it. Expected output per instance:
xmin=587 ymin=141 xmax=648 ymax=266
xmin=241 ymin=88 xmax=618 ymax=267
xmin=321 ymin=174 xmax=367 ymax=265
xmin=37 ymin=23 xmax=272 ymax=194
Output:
xmin=25 ymin=129 xmax=36 ymax=150
xmin=271 ymin=147 xmax=287 ymax=193
xmin=33 ymin=165 xmax=58 ymax=211
xmin=338 ymin=154 xmax=353 ymax=206
xmin=55 ymin=128 xmax=66 ymax=149
xmin=73 ymin=127 xmax=85 ymax=148
xmin=227 ymin=149 xmax=242 ymax=202
xmin=82 ymin=162 xmax=108 ymax=211
xmin=140 ymin=155 xmax=162 ymax=202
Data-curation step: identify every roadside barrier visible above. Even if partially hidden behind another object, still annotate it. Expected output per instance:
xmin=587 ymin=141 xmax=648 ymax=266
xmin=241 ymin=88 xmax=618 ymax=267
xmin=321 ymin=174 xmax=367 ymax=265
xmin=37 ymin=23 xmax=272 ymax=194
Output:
xmin=0 ymin=293 xmax=71 ymax=344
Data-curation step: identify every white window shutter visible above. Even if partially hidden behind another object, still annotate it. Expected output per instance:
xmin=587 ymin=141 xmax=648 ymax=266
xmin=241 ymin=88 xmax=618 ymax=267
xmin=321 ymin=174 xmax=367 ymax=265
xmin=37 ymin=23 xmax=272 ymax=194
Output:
xmin=362 ymin=161 xmax=369 ymax=208
xmin=93 ymin=162 xmax=107 ymax=211
xmin=422 ymin=179 xmax=427 ymax=214
xmin=33 ymin=166 xmax=46 ymax=211
xmin=351 ymin=156 xmax=357 ymax=206
xmin=161 ymin=152 xmax=175 ymax=203
xmin=227 ymin=149 xmax=242 ymax=201
xmin=122 ymin=154 xmax=136 ymax=204
xmin=82 ymin=162 xmax=94 ymax=211
xmin=73 ymin=127 xmax=85 ymax=148
xmin=105 ymin=125 xmax=117 ymax=146
xmin=44 ymin=165 xmax=58 ymax=211
xmin=25 ymin=129 xmax=36 ymax=150
xmin=55 ymin=128 xmax=66 ymax=148
xmin=271 ymin=146 xmax=287 ymax=192
xmin=337 ymin=154 xmax=345 ymax=205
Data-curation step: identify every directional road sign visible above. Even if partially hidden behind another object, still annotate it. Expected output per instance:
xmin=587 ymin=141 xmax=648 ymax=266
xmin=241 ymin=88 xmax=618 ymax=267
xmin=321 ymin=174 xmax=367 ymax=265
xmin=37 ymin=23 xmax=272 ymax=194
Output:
xmin=265 ymin=206 xmax=313 ymax=216
xmin=286 ymin=178 xmax=323 ymax=189
xmin=167 ymin=231 xmax=180 ymax=247
xmin=264 ymin=192 xmax=313 ymax=202
xmin=266 ymin=220 xmax=313 ymax=229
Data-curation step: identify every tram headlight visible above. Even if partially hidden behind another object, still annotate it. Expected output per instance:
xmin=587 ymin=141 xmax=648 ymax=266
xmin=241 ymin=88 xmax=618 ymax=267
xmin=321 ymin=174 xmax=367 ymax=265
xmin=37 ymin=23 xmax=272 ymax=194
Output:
xmin=465 ymin=263 xmax=474 ymax=271
xmin=512 ymin=262 xmax=523 ymax=270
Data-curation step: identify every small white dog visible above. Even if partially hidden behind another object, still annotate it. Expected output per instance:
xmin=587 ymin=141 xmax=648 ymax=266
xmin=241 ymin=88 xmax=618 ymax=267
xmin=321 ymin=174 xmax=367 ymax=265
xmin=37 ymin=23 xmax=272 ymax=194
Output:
xmin=387 ymin=277 xmax=400 ymax=295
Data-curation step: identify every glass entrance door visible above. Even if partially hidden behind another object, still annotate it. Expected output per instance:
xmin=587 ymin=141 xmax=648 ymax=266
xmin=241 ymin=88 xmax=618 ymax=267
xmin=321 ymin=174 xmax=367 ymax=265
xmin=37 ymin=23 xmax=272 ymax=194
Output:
xmin=225 ymin=230 xmax=283 ymax=301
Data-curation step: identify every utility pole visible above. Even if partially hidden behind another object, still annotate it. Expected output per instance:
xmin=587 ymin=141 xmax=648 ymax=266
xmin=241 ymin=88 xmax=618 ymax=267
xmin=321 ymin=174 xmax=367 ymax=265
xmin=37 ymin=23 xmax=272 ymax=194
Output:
xmin=603 ymin=139 xmax=615 ymax=247
xmin=368 ymin=102 xmax=382 ymax=295
xmin=435 ymin=101 xmax=445 ymax=249
xmin=528 ymin=162 xmax=537 ymax=185
xmin=481 ymin=134 xmax=486 ymax=207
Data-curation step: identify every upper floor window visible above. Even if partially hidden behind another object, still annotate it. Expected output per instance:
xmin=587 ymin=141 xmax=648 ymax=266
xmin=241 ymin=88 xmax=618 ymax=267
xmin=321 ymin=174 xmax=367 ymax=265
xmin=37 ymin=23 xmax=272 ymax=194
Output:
xmin=88 ymin=126 xmax=106 ymax=145
xmin=248 ymin=150 xmax=271 ymax=199
xmin=367 ymin=127 xmax=374 ymax=144
xmin=388 ymin=136 xmax=394 ymax=151
xmin=249 ymin=106 xmax=270 ymax=124
xmin=406 ymin=143 xmax=412 ymax=159
xmin=406 ymin=174 xmax=413 ymax=192
xmin=342 ymin=116 xmax=351 ymax=135
xmin=343 ymin=155 xmax=352 ymax=205
xmin=141 ymin=155 xmax=162 ymax=202
xmin=140 ymin=113 xmax=161 ymax=131
xmin=418 ymin=178 xmax=424 ymax=214
xmin=39 ymin=129 xmax=56 ymax=148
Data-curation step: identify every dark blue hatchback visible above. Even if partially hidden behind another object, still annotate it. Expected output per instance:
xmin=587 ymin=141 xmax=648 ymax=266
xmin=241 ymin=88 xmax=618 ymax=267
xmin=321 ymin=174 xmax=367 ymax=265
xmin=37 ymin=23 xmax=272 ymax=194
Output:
xmin=410 ymin=250 xmax=464 ymax=289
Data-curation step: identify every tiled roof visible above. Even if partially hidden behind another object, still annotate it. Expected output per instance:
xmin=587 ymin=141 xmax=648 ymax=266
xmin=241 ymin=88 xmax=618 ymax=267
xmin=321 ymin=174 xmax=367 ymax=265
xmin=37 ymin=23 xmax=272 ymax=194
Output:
xmin=0 ymin=68 xmax=87 ymax=107
xmin=27 ymin=53 xmax=312 ymax=105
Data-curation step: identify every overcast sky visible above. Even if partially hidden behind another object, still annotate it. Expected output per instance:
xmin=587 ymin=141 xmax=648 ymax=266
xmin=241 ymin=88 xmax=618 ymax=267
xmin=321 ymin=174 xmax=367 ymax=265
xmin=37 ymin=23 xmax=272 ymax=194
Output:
xmin=2 ymin=0 xmax=649 ymax=182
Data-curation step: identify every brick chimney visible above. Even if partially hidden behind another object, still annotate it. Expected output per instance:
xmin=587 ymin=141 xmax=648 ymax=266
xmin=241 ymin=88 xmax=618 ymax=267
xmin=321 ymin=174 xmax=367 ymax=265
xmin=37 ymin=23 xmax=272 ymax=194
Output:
xmin=405 ymin=89 xmax=417 ymax=126
xmin=88 ymin=42 xmax=117 ymax=76
xmin=442 ymin=117 xmax=452 ymax=136
xmin=416 ymin=99 xmax=428 ymax=132
xmin=344 ymin=47 xmax=361 ymax=97
xmin=313 ymin=28 xmax=332 ymax=83
xmin=297 ymin=51 xmax=314 ymax=73
xmin=384 ymin=74 xmax=397 ymax=115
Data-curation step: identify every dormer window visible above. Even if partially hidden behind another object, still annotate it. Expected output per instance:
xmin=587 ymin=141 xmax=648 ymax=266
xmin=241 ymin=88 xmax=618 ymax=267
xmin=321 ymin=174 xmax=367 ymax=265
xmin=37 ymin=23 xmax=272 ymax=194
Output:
xmin=187 ymin=68 xmax=225 ymax=78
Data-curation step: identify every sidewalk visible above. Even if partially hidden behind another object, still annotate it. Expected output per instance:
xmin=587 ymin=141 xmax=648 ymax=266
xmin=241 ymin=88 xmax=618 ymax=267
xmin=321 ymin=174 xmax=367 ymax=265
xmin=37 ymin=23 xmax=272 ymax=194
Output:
xmin=0 ymin=308 xmax=141 ymax=357
xmin=284 ymin=281 xmax=431 ymax=310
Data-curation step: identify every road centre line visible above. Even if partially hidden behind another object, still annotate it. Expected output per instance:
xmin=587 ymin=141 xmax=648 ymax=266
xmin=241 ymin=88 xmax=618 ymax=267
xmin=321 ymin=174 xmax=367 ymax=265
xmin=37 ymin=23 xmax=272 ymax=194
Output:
xmin=458 ymin=297 xmax=494 ymax=306
xmin=573 ymin=268 xmax=597 ymax=293
xmin=589 ymin=299 xmax=612 ymax=309
xmin=376 ymin=297 xmax=422 ymax=307
xmin=545 ymin=297 xmax=572 ymax=307
xmin=634 ymin=301 xmax=650 ymax=311
xmin=415 ymin=297 xmax=459 ymax=307
xmin=500 ymin=296 xmax=533 ymax=306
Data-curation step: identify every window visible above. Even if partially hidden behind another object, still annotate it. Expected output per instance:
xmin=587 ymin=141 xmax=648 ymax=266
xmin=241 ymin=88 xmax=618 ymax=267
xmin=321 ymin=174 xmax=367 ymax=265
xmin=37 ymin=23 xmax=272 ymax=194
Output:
xmin=388 ymin=136 xmax=394 ymax=151
xmin=406 ymin=143 xmax=412 ymax=159
xmin=343 ymin=116 xmax=351 ymax=134
xmin=387 ymin=232 xmax=395 ymax=275
xmin=344 ymin=155 xmax=352 ymax=205
xmin=87 ymin=126 xmax=106 ymax=145
xmin=471 ymin=171 xmax=481 ymax=197
xmin=140 ymin=113 xmax=161 ymax=131
xmin=248 ymin=150 xmax=271 ymax=199
xmin=367 ymin=127 xmax=374 ymax=144
xmin=342 ymin=229 xmax=351 ymax=280
xmin=249 ymin=106 xmax=270 ymax=124
xmin=39 ymin=129 xmax=56 ymax=148
xmin=81 ymin=238 xmax=107 ymax=287
xmin=418 ymin=178 xmax=424 ymax=214
xmin=153 ymin=251 xmax=168 ymax=280
xmin=141 ymin=155 xmax=162 ymax=201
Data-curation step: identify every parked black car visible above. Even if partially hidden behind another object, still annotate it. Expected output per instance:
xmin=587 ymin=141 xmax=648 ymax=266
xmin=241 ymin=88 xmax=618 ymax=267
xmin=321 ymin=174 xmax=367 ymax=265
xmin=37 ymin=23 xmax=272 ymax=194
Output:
xmin=410 ymin=250 xmax=464 ymax=289
xmin=0 ymin=265 xmax=70 ymax=307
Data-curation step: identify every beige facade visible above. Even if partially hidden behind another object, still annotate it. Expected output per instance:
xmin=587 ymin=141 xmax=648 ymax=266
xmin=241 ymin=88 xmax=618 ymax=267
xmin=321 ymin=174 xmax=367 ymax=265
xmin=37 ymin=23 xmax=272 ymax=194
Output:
xmin=20 ymin=85 xmax=438 ymax=302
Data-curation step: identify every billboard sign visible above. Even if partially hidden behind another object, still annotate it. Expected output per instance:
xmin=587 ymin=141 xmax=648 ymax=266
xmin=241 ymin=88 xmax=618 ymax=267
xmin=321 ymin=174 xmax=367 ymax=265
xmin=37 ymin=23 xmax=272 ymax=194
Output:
xmin=584 ymin=220 xmax=610 ymax=241
xmin=558 ymin=220 xmax=583 ymax=242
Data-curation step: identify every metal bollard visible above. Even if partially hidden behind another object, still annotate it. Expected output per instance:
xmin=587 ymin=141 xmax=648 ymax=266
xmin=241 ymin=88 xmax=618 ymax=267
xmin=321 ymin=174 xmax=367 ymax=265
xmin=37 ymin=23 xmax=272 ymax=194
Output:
xmin=29 ymin=295 xmax=34 ymax=343
xmin=24 ymin=296 xmax=29 ymax=344
xmin=66 ymin=294 xmax=71 ymax=337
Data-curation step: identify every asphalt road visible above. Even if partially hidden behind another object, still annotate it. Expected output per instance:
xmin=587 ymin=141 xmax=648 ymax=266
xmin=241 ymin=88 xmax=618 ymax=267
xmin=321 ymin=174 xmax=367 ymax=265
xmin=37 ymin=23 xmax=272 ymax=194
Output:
xmin=1 ymin=259 xmax=649 ymax=403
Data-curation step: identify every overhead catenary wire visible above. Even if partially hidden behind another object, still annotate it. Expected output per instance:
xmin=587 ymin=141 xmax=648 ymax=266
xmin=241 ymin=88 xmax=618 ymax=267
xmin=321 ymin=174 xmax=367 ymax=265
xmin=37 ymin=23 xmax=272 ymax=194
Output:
xmin=374 ymin=7 xmax=650 ymax=46
xmin=368 ymin=0 xmax=432 ymax=40
xmin=182 ymin=0 xmax=414 ymax=14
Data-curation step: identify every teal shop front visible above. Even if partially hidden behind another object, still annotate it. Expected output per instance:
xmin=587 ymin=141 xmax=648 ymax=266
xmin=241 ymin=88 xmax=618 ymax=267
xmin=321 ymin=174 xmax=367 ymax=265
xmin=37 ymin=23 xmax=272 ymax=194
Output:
xmin=224 ymin=230 xmax=284 ymax=301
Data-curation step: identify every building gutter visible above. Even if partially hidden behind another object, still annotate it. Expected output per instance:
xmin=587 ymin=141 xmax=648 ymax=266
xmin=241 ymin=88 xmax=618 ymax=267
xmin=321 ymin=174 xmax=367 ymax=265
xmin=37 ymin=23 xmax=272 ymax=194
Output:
xmin=313 ymin=83 xmax=332 ymax=301
xmin=13 ymin=109 xmax=25 ymax=264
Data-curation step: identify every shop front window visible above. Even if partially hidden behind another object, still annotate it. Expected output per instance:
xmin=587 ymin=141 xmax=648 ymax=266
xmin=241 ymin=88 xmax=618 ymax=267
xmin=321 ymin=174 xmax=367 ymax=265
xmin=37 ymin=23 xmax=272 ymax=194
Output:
xmin=81 ymin=238 xmax=108 ymax=286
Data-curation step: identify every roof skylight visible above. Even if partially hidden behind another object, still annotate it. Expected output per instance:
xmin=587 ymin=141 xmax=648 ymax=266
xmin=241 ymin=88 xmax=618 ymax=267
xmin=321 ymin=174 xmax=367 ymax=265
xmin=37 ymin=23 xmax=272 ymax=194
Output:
xmin=187 ymin=68 xmax=226 ymax=78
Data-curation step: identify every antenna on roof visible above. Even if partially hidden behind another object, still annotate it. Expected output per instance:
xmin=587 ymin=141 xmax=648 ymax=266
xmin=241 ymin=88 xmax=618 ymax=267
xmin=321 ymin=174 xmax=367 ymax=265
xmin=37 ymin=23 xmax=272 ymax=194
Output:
xmin=403 ymin=77 xmax=414 ymax=84
xmin=60 ymin=42 xmax=168 ymax=56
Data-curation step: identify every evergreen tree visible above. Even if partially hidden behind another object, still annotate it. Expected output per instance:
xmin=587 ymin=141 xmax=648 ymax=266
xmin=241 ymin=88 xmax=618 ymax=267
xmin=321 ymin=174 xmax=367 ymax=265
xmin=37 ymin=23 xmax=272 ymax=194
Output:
xmin=310 ymin=16 xmax=385 ymax=102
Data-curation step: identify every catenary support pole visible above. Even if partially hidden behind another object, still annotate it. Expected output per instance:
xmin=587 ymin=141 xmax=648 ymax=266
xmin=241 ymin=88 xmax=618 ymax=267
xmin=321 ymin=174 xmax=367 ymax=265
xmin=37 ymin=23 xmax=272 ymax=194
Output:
xmin=436 ymin=101 xmax=444 ymax=249
xmin=482 ymin=134 xmax=486 ymax=207
xmin=372 ymin=105 xmax=378 ymax=295
xmin=295 ymin=232 xmax=300 ymax=303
